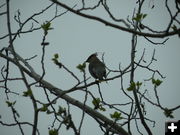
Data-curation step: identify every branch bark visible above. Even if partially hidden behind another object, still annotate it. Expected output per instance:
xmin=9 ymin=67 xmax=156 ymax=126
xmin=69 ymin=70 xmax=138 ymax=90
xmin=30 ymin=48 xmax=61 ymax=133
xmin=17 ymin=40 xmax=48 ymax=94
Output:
xmin=50 ymin=0 xmax=179 ymax=38
xmin=0 ymin=52 xmax=129 ymax=135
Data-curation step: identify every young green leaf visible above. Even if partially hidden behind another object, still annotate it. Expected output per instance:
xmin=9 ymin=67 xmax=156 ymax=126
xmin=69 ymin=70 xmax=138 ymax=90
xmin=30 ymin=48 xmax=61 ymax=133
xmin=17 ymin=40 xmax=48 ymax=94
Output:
xmin=136 ymin=81 xmax=142 ymax=87
xmin=76 ymin=63 xmax=86 ymax=72
xmin=156 ymin=79 xmax=162 ymax=86
xmin=127 ymin=82 xmax=136 ymax=91
xmin=6 ymin=101 xmax=16 ymax=107
xmin=133 ymin=13 xmax=142 ymax=21
xmin=133 ymin=13 xmax=147 ymax=22
xmin=171 ymin=25 xmax=177 ymax=31
xmin=58 ymin=106 xmax=66 ymax=115
xmin=39 ymin=104 xmax=48 ymax=112
xmin=54 ymin=53 xmax=59 ymax=59
xmin=6 ymin=101 xmax=12 ymax=107
xmin=142 ymin=14 xmax=147 ymax=19
xmin=41 ymin=22 xmax=53 ymax=35
xmin=23 ymin=89 xmax=32 ymax=97
xmin=152 ymin=78 xmax=162 ymax=87
xmin=164 ymin=108 xmax=174 ymax=118
xmin=52 ymin=53 xmax=62 ymax=68
xmin=49 ymin=128 xmax=58 ymax=135
xmin=92 ymin=98 xmax=100 ymax=109
xmin=99 ymin=106 xmax=106 ymax=111
xmin=110 ymin=111 xmax=122 ymax=120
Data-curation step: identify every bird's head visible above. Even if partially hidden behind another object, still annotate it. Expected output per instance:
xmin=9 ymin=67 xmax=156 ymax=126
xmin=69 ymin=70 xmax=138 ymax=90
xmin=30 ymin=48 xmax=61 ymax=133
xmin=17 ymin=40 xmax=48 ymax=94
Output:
xmin=85 ymin=53 xmax=98 ymax=63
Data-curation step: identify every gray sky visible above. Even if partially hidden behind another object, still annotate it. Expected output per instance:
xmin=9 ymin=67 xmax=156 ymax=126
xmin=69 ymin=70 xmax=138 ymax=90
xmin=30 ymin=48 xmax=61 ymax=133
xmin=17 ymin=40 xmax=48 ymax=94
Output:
xmin=0 ymin=0 xmax=180 ymax=135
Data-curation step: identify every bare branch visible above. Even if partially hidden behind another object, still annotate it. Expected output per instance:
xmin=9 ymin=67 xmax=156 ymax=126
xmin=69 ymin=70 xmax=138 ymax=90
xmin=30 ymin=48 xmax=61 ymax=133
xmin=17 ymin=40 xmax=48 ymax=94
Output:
xmin=50 ymin=0 xmax=179 ymax=38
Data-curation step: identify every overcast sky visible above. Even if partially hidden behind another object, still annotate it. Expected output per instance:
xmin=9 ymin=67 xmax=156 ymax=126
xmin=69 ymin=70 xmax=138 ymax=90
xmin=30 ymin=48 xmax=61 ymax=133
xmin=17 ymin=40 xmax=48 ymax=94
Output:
xmin=0 ymin=0 xmax=180 ymax=135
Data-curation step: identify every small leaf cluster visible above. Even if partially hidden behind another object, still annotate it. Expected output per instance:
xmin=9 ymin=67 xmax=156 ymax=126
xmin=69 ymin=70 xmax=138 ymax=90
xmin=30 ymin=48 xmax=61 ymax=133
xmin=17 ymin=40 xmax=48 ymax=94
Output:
xmin=133 ymin=13 xmax=147 ymax=22
xmin=6 ymin=101 xmax=16 ymax=107
xmin=41 ymin=22 xmax=53 ymax=35
xmin=110 ymin=111 xmax=122 ymax=121
xmin=39 ymin=104 xmax=48 ymax=112
xmin=49 ymin=128 xmax=58 ymax=135
xmin=127 ymin=81 xmax=142 ymax=91
xmin=57 ymin=106 xmax=74 ymax=130
xmin=23 ymin=89 xmax=33 ymax=97
xmin=171 ymin=25 xmax=180 ymax=37
xmin=76 ymin=62 xmax=86 ymax=72
xmin=171 ymin=25 xmax=177 ymax=31
xmin=52 ymin=53 xmax=62 ymax=68
xmin=92 ymin=98 xmax=106 ymax=111
xmin=152 ymin=78 xmax=162 ymax=87
xmin=164 ymin=108 xmax=174 ymax=118
xmin=6 ymin=100 xmax=20 ymax=117
xmin=57 ymin=106 xmax=66 ymax=116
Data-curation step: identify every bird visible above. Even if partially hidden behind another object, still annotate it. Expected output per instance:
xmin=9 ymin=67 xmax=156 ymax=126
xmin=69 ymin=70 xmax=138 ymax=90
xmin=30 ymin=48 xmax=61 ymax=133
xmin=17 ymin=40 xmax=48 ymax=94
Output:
xmin=86 ymin=53 xmax=106 ymax=81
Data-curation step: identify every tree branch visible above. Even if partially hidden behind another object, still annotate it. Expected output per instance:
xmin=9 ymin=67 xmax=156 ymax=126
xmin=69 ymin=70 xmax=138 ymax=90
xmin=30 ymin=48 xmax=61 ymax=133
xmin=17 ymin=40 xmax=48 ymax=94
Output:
xmin=50 ymin=0 xmax=179 ymax=38
xmin=0 ymin=52 xmax=129 ymax=135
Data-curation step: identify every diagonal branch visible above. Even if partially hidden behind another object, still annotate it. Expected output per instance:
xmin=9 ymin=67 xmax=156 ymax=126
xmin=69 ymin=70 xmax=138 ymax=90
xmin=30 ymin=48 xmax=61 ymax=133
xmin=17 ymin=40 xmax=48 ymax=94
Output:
xmin=0 ymin=51 xmax=129 ymax=135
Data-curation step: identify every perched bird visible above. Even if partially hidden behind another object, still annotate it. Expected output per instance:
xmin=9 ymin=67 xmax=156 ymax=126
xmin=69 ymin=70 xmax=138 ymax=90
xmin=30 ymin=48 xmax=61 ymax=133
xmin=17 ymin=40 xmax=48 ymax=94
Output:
xmin=86 ymin=53 xmax=106 ymax=81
